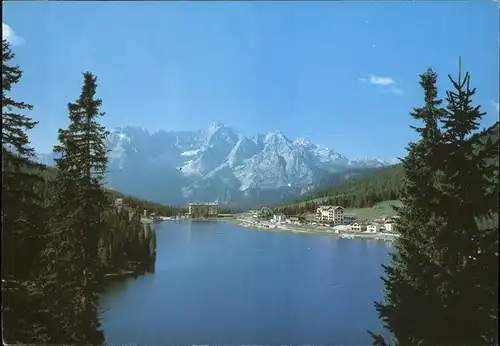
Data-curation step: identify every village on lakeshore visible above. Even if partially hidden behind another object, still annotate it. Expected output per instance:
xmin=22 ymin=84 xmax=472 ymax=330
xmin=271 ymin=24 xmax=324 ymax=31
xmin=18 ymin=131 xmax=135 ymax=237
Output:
xmin=133 ymin=198 xmax=401 ymax=241
xmin=237 ymin=204 xmax=400 ymax=240
xmin=116 ymin=197 xmax=401 ymax=241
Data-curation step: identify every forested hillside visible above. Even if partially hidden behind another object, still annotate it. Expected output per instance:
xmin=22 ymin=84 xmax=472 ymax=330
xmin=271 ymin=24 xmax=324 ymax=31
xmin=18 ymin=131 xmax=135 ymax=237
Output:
xmin=28 ymin=163 xmax=166 ymax=276
xmin=105 ymin=189 xmax=186 ymax=216
xmin=276 ymin=164 xmax=403 ymax=214
xmin=277 ymin=121 xmax=498 ymax=216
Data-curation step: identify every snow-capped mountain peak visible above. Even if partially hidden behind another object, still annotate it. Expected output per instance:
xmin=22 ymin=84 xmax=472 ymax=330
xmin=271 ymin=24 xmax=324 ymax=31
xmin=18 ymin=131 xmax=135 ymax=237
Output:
xmin=204 ymin=122 xmax=235 ymax=138
xmin=37 ymin=123 xmax=390 ymax=207
xmin=265 ymin=131 xmax=289 ymax=142
xmin=294 ymin=137 xmax=313 ymax=147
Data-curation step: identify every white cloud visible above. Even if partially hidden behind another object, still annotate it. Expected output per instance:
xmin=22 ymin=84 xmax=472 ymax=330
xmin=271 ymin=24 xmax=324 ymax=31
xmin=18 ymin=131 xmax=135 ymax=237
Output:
xmin=2 ymin=23 xmax=25 ymax=46
xmin=358 ymin=75 xmax=396 ymax=86
xmin=359 ymin=74 xmax=403 ymax=95
xmin=368 ymin=75 xmax=396 ymax=86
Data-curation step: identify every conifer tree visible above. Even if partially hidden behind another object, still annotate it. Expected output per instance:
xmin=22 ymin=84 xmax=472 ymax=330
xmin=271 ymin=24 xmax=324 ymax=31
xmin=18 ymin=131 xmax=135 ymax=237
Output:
xmin=1 ymin=38 xmax=49 ymax=343
xmin=41 ymin=72 xmax=110 ymax=344
xmin=368 ymin=69 xmax=449 ymax=345
xmin=370 ymin=63 xmax=499 ymax=345
xmin=433 ymin=60 xmax=498 ymax=344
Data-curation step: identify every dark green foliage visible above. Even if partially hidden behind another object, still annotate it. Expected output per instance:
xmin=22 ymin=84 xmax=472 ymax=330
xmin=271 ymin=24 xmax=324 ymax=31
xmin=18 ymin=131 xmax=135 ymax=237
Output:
xmin=432 ymin=66 xmax=498 ymax=344
xmin=33 ymin=165 xmax=164 ymax=279
xmin=369 ymin=69 xmax=448 ymax=346
xmin=294 ymin=165 xmax=402 ymax=207
xmin=34 ymin=72 xmax=161 ymax=343
xmin=148 ymin=230 xmax=157 ymax=271
xmin=100 ymin=207 xmax=157 ymax=276
xmin=40 ymin=72 xmax=110 ymax=344
xmin=277 ymin=165 xmax=404 ymax=215
xmin=1 ymin=39 xmax=51 ymax=344
xmin=370 ymin=63 xmax=499 ymax=345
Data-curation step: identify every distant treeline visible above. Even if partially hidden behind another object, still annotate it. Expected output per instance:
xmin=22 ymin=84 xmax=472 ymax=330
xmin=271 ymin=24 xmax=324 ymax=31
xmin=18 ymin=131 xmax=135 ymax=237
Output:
xmin=276 ymin=164 xmax=404 ymax=215
xmin=106 ymin=189 xmax=187 ymax=216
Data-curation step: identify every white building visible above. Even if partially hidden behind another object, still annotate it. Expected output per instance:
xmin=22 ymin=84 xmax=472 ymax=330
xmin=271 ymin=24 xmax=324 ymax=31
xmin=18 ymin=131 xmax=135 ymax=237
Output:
xmin=273 ymin=214 xmax=286 ymax=223
xmin=286 ymin=216 xmax=301 ymax=225
xmin=316 ymin=205 xmax=345 ymax=225
xmin=384 ymin=222 xmax=397 ymax=233
xmin=366 ymin=224 xmax=378 ymax=233
xmin=351 ymin=222 xmax=366 ymax=232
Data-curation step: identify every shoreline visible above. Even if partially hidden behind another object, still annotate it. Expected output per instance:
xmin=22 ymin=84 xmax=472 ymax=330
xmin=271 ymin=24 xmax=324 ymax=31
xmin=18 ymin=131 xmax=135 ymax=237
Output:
xmin=226 ymin=218 xmax=398 ymax=242
xmin=155 ymin=216 xmax=397 ymax=242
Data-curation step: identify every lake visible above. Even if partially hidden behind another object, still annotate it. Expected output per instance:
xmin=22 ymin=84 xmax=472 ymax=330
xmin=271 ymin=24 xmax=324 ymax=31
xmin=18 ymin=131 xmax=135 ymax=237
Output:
xmin=99 ymin=220 xmax=393 ymax=345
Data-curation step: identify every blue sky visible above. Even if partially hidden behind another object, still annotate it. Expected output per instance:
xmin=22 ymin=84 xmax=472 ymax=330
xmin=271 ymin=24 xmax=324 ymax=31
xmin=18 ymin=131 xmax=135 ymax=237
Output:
xmin=3 ymin=1 xmax=499 ymax=161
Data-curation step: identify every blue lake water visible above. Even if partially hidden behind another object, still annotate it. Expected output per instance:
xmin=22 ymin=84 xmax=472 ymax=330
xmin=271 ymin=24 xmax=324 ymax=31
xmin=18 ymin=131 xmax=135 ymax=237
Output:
xmin=99 ymin=220 xmax=392 ymax=345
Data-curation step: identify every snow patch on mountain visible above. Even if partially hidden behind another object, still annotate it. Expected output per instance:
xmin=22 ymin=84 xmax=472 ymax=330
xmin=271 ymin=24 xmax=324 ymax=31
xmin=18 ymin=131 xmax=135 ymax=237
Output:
xmin=181 ymin=150 xmax=200 ymax=156
xmin=108 ymin=129 xmax=132 ymax=170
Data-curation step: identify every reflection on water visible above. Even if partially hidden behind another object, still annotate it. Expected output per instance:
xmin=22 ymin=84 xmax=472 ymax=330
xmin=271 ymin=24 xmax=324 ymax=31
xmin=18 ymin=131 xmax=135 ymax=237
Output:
xmin=100 ymin=221 xmax=392 ymax=345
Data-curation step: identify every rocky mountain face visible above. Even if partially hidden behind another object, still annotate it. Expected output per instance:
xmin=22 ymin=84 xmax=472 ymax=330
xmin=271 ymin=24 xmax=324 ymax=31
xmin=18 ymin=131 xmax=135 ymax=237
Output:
xmin=37 ymin=122 xmax=389 ymax=208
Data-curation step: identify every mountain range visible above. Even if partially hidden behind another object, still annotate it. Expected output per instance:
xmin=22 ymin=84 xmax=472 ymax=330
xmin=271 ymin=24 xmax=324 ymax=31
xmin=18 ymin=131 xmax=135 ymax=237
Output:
xmin=36 ymin=122 xmax=389 ymax=208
